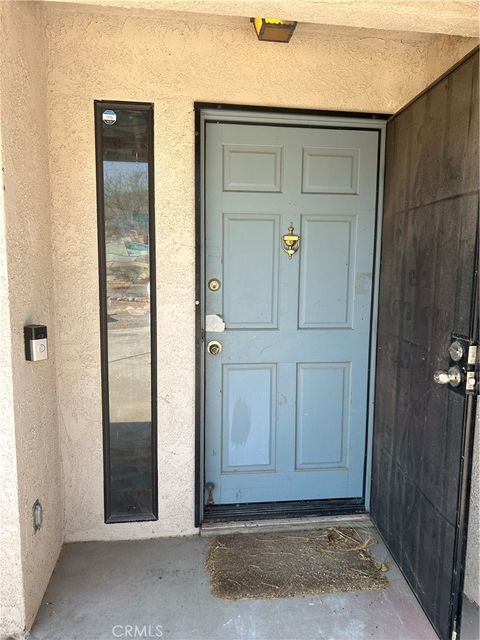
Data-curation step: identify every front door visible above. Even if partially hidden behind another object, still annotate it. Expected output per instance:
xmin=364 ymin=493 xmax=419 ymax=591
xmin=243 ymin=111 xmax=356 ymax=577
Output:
xmin=204 ymin=121 xmax=380 ymax=505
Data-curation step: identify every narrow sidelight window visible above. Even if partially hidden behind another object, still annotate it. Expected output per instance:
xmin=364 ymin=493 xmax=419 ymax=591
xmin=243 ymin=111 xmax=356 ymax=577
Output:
xmin=95 ymin=101 xmax=157 ymax=522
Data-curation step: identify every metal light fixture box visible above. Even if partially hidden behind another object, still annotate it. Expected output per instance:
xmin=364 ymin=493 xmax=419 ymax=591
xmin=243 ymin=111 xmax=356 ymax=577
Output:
xmin=251 ymin=18 xmax=297 ymax=43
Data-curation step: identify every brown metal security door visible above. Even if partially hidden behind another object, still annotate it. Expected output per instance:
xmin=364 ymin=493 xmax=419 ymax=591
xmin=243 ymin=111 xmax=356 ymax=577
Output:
xmin=371 ymin=49 xmax=479 ymax=640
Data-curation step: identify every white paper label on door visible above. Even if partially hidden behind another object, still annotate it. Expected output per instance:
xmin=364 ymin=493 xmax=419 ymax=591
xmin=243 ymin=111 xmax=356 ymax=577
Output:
xmin=206 ymin=314 xmax=225 ymax=332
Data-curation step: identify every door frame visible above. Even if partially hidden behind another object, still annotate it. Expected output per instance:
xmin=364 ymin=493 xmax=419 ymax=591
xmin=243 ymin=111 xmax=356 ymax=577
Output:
xmin=194 ymin=103 xmax=389 ymax=527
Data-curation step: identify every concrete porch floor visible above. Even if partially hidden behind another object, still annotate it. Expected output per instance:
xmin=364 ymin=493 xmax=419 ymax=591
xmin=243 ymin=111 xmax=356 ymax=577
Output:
xmin=28 ymin=526 xmax=446 ymax=640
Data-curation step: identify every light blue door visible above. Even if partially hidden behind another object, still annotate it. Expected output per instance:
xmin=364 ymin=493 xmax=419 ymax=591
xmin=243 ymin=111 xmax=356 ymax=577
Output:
xmin=204 ymin=122 xmax=378 ymax=505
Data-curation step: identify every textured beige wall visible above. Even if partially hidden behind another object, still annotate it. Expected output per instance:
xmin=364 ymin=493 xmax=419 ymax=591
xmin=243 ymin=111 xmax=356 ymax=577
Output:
xmin=0 ymin=1 xmax=63 ymax=634
xmin=43 ymin=0 xmax=480 ymax=38
xmin=44 ymin=3 xmax=478 ymax=543
xmin=464 ymin=413 xmax=479 ymax=605
xmin=0 ymin=86 xmax=25 ymax=637
xmin=426 ymin=33 xmax=479 ymax=82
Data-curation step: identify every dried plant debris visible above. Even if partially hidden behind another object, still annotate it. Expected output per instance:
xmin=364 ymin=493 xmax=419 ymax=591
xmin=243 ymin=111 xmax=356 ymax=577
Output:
xmin=205 ymin=527 xmax=389 ymax=600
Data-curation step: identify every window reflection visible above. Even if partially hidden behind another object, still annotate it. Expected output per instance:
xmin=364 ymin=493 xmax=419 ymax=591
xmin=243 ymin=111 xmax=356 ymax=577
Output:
xmin=98 ymin=105 xmax=156 ymax=520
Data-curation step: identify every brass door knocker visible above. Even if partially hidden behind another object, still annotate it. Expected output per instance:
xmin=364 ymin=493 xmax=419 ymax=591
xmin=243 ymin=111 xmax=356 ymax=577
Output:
xmin=282 ymin=224 xmax=300 ymax=259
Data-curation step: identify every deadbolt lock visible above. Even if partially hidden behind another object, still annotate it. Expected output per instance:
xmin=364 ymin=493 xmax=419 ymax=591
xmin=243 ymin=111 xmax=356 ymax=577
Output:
xmin=207 ymin=340 xmax=222 ymax=356
xmin=208 ymin=278 xmax=221 ymax=292
xmin=448 ymin=340 xmax=465 ymax=362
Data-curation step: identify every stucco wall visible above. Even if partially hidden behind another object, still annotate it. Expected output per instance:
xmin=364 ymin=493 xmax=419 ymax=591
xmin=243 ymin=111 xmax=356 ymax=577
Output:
xmin=0 ymin=82 xmax=25 ymax=638
xmin=465 ymin=414 xmax=480 ymax=605
xmin=426 ymin=33 xmax=479 ymax=82
xmin=44 ymin=3 xmax=478 ymax=543
xmin=43 ymin=0 xmax=480 ymax=38
xmin=0 ymin=1 xmax=63 ymax=634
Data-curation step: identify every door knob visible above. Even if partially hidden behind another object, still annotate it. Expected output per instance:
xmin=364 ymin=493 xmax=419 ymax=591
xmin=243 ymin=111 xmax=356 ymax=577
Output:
xmin=207 ymin=340 xmax=222 ymax=356
xmin=433 ymin=366 xmax=463 ymax=387
xmin=433 ymin=370 xmax=450 ymax=385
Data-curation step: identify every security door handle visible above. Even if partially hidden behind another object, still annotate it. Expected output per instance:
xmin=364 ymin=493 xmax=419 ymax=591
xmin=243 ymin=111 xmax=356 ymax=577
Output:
xmin=433 ymin=370 xmax=450 ymax=385
xmin=433 ymin=366 xmax=463 ymax=388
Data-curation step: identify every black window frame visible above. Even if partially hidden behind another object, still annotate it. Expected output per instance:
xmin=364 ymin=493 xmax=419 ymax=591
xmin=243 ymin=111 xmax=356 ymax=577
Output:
xmin=94 ymin=100 xmax=158 ymax=523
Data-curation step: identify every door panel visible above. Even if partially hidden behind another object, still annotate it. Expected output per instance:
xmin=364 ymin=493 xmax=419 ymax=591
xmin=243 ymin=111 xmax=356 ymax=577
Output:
xmin=205 ymin=122 xmax=379 ymax=505
xmin=222 ymin=364 xmax=277 ymax=471
xmin=295 ymin=362 xmax=350 ymax=469
xmin=372 ymin=50 xmax=478 ymax=640
xmin=223 ymin=214 xmax=280 ymax=328
xmin=302 ymin=147 xmax=360 ymax=194
xmin=299 ymin=215 xmax=356 ymax=328
xmin=223 ymin=144 xmax=283 ymax=192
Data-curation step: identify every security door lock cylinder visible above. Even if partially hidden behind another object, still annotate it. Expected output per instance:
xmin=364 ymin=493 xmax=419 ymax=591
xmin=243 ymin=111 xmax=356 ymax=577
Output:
xmin=24 ymin=324 xmax=48 ymax=362
xmin=448 ymin=340 xmax=465 ymax=362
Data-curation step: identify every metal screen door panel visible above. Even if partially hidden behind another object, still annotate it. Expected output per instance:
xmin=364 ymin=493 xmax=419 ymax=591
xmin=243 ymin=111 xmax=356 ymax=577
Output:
xmin=204 ymin=122 xmax=379 ymax=505
xmin=371 ymin=50 xmax=479 ymax=640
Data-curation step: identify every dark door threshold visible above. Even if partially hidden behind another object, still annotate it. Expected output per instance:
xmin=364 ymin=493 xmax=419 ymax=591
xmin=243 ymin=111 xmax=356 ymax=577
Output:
xmin=203 ymin=497 xmax=365 ymax=523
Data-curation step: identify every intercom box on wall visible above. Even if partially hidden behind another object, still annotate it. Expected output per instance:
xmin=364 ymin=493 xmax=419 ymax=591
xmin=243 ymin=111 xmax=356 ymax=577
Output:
xmin=24 ymin=324 xmax=48 ymax=362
